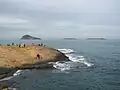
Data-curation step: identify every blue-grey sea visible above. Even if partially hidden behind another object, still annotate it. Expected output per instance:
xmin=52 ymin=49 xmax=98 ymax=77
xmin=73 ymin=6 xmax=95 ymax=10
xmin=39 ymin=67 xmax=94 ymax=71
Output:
xmin=1 ymin=39 xmax=120 ymax=90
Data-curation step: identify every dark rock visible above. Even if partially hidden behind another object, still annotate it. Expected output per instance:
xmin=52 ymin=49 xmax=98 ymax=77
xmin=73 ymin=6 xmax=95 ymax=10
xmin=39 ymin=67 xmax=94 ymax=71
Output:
xmin=20 ymin=34 xmax=41 ymax=40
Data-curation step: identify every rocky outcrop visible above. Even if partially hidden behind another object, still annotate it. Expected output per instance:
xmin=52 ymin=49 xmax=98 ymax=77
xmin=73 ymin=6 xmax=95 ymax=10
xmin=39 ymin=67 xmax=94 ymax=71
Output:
xmin=0 ymin=46 xmax=69 ymax=79
xmin=20 ymin=34 xmax=41 ymax=40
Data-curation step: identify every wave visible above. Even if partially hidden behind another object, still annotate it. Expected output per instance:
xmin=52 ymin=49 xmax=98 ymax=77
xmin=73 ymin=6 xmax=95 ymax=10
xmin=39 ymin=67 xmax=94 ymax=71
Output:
xmin=52 ymin=48 xmax=94 ymax=71
xmin=13 ymin=69 xmax=31 ymax=76
xmin=58 ymin=49 xmax=75 ymax=54
xmin=0 ymin=70 xmax=31 ymax=81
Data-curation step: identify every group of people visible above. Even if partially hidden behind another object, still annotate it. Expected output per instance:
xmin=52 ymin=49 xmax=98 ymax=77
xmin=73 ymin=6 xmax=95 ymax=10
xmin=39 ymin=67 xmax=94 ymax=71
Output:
xmin=16 ymin=42 xmax=45 ymax=60
xmin=3 ymin=42 xmax=46 ymax=47
xmin=0 ymin=42 xmax=46 ymax=47
xmin=0 ymin=42 xmax=45 ymax=60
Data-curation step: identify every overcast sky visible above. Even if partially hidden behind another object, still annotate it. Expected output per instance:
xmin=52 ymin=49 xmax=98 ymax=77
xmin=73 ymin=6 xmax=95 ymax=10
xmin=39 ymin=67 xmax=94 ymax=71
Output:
xmin=0 ymin=0 xmax=120 ymax=39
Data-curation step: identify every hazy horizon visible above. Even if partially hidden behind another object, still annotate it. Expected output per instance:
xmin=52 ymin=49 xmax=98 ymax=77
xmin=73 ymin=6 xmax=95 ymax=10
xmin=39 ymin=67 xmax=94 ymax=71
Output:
xmin=0 ymin=0 xmax=120 ymax=39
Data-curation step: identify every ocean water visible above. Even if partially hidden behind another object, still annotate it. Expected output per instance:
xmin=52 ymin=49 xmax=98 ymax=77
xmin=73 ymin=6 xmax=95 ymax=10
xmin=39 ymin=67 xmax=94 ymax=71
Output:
xmin=1 ymin=39 xmax=120 ymax=90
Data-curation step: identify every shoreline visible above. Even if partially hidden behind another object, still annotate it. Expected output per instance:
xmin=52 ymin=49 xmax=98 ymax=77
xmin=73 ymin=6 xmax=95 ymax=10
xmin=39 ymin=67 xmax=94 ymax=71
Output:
xmin=0 ymin=67 xmax=55 ymax=90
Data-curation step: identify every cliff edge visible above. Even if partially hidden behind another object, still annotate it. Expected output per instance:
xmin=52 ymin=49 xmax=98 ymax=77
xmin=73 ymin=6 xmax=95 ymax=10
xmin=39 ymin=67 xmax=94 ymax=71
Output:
xmin=0 ymin=45 xmax=68 ymax=79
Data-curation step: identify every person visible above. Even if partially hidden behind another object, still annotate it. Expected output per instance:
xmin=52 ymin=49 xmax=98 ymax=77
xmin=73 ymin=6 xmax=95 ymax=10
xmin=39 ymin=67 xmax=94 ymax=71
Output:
xmin=41 ymin=43 xmax=43 ymax=46
xmin=37 ymin=54 xmax=40 ymax=60
xmin=12 ymin=42 xmax=14 ymax=46
xmin=19 ymin=44 xmax=21 ymax=47
xmin=23 ymin=44 xmax=26 ymax=47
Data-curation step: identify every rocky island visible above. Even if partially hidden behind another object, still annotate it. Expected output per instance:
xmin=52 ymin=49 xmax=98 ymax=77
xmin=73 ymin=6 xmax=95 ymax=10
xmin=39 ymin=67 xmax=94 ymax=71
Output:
xmin=21 ymin=34 xmax=41 ymax=40
xmin=64 ymin=38 xmax=77 ymax=40
xmin=86 ymin=38 xmax=106 ymax=40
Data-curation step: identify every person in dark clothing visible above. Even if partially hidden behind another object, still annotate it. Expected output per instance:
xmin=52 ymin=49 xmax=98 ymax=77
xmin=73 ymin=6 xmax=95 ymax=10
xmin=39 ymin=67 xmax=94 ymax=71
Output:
xmin=12 ymin=42 xmax=14 ymax=46
xmin=37 ymin=54 xmax=40 ymax=59
xmin=41 ymin=43 xmax=43 ymax=46
xmin=23 ymin=44 xmax=25 ymax=47
xmin=19 ymin=44 xmax=21 ymax=47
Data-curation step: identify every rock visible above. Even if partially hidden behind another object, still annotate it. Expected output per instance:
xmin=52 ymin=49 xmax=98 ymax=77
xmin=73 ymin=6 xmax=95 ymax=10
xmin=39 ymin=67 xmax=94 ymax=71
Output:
xmin=0 ymin=45 xmax=69 ymax=79
xmin=0 ymin=83 xmax=17 ymax=90
xmin=0 ymin=83 xmax=9 ymax=89
xmin=2 ymin=88 xmax=18 ymax=90
xmin=20 ymin=34 xmax=41 ymax=40
xmin=0 ymin=68 xmax=16 ymax=79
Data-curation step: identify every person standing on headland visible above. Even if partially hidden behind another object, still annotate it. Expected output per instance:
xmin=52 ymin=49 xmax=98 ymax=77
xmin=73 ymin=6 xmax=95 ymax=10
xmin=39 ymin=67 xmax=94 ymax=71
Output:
xmin=41 ymin=43 xmax=43 ymax=46
xmin=19 ymin=44 xmax=21 ymax=47
xmin=12 ymin=42 xmax=14 ymax=46
xmin=24 ymin=44 xmax=26 ymax=47
xmin=37 ymin=54 xmax=40 ymax=60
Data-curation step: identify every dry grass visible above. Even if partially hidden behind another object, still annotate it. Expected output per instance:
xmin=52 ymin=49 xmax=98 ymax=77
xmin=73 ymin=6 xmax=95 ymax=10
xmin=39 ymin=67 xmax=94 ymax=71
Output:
xmin=0 ymin=45 xmax=65 ymax=68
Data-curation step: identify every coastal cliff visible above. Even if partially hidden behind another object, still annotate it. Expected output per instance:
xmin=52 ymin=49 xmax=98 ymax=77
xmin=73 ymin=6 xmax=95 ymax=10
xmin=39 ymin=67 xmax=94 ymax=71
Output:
xmin=0 ymin=45 xmax=68 ymax=79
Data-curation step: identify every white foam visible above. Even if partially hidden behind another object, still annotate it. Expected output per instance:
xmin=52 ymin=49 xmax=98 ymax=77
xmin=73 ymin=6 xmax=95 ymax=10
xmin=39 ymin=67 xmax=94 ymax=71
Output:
xmin=66 ymin=54 xmax=93 ymax=67
xmin=58 ymin=49 xmax=74 ymax=54
xmin=13 ymin=69 xmax=31 ymax=76
xmin=13 ymin=70 xmax=23 ymax=76
xmin=0 ymin=76 xmax=13 ymax=81
xmin=82 ymin=61 xmax=94 ymax=67
xmin=53 ymin=62 xmax=71 ymax=71
xmin=52 ymin=48 xmax=94 ymax=71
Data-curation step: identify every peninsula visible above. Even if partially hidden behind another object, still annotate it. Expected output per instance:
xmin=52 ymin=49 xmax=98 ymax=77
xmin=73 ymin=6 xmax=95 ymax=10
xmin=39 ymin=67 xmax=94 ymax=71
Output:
xmin=0 ymin=45 xmax=69 ymax=79
xmin=21 ymin=34 xmax=41 ymax=40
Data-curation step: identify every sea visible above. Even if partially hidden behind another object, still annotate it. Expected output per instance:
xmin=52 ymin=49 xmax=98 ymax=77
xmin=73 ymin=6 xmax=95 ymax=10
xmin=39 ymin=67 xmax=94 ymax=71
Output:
xmin=0 ymin=39 xmax=120 ymax=90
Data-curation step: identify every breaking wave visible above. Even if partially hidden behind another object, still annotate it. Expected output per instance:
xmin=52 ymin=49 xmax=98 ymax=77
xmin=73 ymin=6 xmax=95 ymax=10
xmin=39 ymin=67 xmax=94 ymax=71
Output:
xmin=51 ymin=48 xmax=94 ymax=71
xmin=12 ymin=49 xmax=94 ymax=77
xmin=57 ymin=49 xmax=74 ymax=54
xmin=13 ymin=69 xmax=31 ymax=77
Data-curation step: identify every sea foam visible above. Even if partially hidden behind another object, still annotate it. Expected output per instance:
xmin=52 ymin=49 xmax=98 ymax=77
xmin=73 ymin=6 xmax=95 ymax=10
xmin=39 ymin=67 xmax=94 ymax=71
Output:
xmin=51 ymin=48 xmax=94 ymax=71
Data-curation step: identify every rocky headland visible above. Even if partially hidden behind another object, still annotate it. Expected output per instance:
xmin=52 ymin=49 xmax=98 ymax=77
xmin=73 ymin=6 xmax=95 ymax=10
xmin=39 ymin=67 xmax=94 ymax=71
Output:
xmin=0 ymin=45 xmax=69 ymax=89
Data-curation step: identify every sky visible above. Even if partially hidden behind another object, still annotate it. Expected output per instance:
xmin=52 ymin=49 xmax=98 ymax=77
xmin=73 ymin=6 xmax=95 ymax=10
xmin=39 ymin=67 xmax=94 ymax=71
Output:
xmin=0 ymin=0 xmax=120 ymax=39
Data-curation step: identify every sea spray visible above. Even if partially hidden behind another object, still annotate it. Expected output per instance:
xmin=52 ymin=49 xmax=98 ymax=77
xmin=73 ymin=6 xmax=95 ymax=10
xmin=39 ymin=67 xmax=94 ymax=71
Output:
xmin=13 ymin=69 xmax=31 ymax=76
xmin=51 ymin=48 xmax=94 ymax=71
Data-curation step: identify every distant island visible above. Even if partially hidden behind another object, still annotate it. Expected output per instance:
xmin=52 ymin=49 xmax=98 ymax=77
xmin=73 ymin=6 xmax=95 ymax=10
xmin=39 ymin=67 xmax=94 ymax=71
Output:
xmin=86 ymin=38 xmax=106 ymax=40
xmin=21 ymin=34 xmax=41 ymax=40
xmin=64 ymin=38 xmax=77 ymax=40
